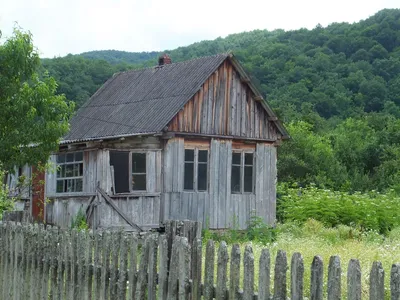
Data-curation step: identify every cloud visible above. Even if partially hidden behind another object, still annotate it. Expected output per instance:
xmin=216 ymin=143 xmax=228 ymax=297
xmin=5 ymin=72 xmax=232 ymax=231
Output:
xmin=0 ymin=0 xmax=399 ymax=57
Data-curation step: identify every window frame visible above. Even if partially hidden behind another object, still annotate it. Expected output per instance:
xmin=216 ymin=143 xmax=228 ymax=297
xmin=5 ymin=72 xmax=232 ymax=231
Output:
xmin=56 ymin=151 xmax=84 ymax=194
xmin=130 ymin=152 xmax=147 ymax=191
xmin=231 ymin=150 xmax=255 ymax=194
xmin=184 ymin=148 xmax=209 ymax=192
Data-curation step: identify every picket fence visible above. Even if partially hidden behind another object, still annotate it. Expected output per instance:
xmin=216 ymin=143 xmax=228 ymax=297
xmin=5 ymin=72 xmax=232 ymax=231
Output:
xmin=1 ymin=222 xmax=400 ymax=300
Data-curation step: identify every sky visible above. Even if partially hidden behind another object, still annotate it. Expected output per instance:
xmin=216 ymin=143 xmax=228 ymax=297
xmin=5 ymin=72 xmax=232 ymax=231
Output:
xmin=0 ymin=0 xmax=399 ymax=58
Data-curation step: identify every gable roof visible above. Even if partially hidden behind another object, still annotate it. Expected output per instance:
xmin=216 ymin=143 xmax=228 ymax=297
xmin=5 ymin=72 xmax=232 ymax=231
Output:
xmin=63 ymin=53 xmax=288 ymax=144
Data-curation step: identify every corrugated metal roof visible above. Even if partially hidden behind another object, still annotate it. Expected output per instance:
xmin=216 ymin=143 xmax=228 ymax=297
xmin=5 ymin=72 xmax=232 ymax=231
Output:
xmin=63 ymin=53 xmax=229 ymax=143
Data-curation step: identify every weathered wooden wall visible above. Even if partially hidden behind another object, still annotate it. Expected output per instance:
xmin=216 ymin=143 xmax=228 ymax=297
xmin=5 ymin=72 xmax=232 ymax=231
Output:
xmin=162 ymin=137 xmax=277 ymax=229
xmin=167 ymin=60 xmax=279 ymax=140
xmin=45 ymin=137 xmax=162 ymax=229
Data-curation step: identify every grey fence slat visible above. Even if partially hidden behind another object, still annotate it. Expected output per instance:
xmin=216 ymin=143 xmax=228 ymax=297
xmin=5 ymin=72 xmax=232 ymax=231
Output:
xmin=327 ymin=256 xmax=341 ymax=300
xmin=370 ymin=261 xmax=384 ymax=300
xmin=167 ymin=236 xmax=180 ymax=300
xmin=203 ymin=240 xmax=215 ymax=300
xmin=230 ymin=244 xmax=241 ymax=300
xmin=117 ymin=236 xmax=128 ymax=300
xmin=72 ymin=229 xmax=81 ymax=300
xmin=94 ymin=233 xmax=102 ymax=300
xmin=291 ymin=252 xmax=304 ymax=300
xmin=258 ymin=248 xmax=270 ymax=300
xmin=148 ymin=235 xmax=159 ymax=300
xmin=86 ymin=233 xmax=94 ymax=300
xmin=158 ymin=235 xmax=168 ymax=300
xmin=243 ymin=245 xmax=254 ymax=300
xmin=192 ymin=238 xmax=202 ymax=300
xmin=347 ymin=259 xmax=362 ymax=300
xmin=136 ymin=236 xmax=150 ymax=299
xmin=35 ymin=225 xmax=44 ymax=300
xmin=178 ymin=237 xmax=191 ymax=300
xmin=128 ymin=236 xmax=138 ymax=300
xmin=216 ymin=241 xmax=229 ymax=300
xmin=310 ymin=256 xmax=323 ymax=300
xmin=274 ymin=250 xmax=287 ymax=300
xmin=80 ymin=231 xmax=90 ymax=300
xmin=391 ymin=264 xmax=400 ymax=300
xmin=101 ymin=232 xmax=111 ymax=300
xmin=110 ymin=233 xmax=121 ymax=299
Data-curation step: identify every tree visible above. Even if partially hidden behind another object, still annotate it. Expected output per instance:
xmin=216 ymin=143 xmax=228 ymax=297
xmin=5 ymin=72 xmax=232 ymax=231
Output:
xmin=0 ymin=29 xmax=74 ymax=170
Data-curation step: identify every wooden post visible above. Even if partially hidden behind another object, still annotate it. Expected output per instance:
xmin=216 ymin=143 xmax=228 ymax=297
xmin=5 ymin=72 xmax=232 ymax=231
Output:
xmin=243 ymin=245 xmax=254 ymax=299
xmin=258 ymin=249 xmax=270 ymax=300
xmin=135 ymin=236 xmax=150 ymax=299
xmin=178 ymin=237 xmax=191 ymax=300
xmin=128 ymin=235 xmax=138 ymax=300
xmin=310 ymin=256 xmax=323 ymax=300
xmin=391 ymin=264 xmax=400 ymax=300
xmin=148 ymin=234 xmax=159 ymax=300
xmin=203 ymin=240 xmax=215 ymax=300
xmin=327 ymin=256 xmax=341 ymax=300
xmin=167 ymin=236 xmax=180 ymax=300
xmin=347 ymin=259 xmax=361 ymax=300
xmin=158 ymin=235 xmax=169 ymax=300
xmin=370 ymin=261 xmax=384 ymax=300
xmin=192 ymin=238 xmax=202 ymax=300
xmin=216 ymin=241 xmax=229 ymax=300
xmin=229 ymin=244 xmax=241 ymax=300
xmin=274 ymin=250 xmax=287 ymax=300
xmin=291 ymin=252 xmax=304 ymax=300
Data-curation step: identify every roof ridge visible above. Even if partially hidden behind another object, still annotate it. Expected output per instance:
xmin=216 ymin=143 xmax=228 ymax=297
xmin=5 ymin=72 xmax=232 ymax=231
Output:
xmin=114 ymin=52 xmax=231 ymax=76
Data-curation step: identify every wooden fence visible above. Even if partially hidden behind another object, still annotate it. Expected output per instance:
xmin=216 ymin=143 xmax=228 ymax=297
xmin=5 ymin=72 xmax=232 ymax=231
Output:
xmin=1 ymin=222 xmax=400 ymax=299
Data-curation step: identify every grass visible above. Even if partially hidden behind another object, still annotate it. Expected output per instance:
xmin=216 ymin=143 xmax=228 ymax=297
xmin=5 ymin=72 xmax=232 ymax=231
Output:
xmin=203 ymin=219 xmax=400 ymax=299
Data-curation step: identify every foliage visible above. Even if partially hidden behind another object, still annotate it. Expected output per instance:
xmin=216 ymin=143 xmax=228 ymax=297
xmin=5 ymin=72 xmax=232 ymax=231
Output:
xmin=0 ymin=170 xmax=14 ymax=218
xmin=0 ymin=28 xmax=74 ymax=170
xmin=70 ymin=207 xmax=88 ymax=231
xmin=278 ymin=184 xmax=400 ymax=234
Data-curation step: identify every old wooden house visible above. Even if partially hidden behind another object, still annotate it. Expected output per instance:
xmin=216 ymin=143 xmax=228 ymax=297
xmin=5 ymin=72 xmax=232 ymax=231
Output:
xmin=8 ymin=53 xmax=288 ymax=230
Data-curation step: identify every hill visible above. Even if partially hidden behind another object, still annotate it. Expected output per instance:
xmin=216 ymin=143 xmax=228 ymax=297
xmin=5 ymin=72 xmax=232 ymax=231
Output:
xmin=42 ymin=8 xmax=400 ymax=192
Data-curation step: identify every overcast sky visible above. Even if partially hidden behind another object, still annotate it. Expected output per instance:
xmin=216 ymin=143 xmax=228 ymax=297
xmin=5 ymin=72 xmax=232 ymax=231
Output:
xmin=1 ymin=0 xmax=399 ymax=58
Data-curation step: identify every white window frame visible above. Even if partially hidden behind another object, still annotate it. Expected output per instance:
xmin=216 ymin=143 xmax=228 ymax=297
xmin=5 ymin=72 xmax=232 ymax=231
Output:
xmin=56 ymin=151 xmax=84 ymax=193
xmin=231 ymin=150 xmax=255 ymax=194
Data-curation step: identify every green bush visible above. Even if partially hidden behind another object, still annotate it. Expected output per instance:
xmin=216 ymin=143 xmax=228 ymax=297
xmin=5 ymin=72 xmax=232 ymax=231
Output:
xmin=70 ymin=207 xmax=88 ymax=231
xmin=0 ymin=170 xmax=14 ymax=219
xmin=279 ymin=184 xmax=400 ymax=234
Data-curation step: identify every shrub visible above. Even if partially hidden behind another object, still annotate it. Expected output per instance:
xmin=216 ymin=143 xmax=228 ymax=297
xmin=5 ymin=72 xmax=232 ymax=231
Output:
xmin=279 ymin=184 xmax=400 ymax=234
xmin=0 ymin=170 xmax=14 ymax=219
xmin=70 ymin=207 xmax=88 ymax=231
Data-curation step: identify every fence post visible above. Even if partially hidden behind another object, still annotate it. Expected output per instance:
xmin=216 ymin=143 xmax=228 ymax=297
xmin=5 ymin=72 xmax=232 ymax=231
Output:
xmin=291 ymin=252 xmax=304 ymax=300
xmin=192 ymin=238 xmax=202 ymax=300
xmin=178 ymin=237 xmax=191 ymax=300
xmin=243 ymin=245 xmax=254 ymax=300
xmin=117 ymin=236 xmax=128 ymax=300
xmin=274 ymin=250 xmax=287 ymax=300
xmin=127 ymin=235 xmax=138 ymax=300
xmin=159 ymin=235 xmax=169 ymax=300
xmin=216 ymin=241 xmax=229 ymax=300
xmin=310 ymin=256 xmax=323 ymax=300
xmin=327 ymin=256 xmax=341 ymax=300
xmin=391 ymin=264 xmax=400 ymax=300
xmin=258 ymin=249 xmax=270 ymax=300
xmin=167 ymin=236 xmax=180 ymax=300
xmin=230 ymin=244 xmax=241 ymax=300
xmin=347 ymin=259 xmax=361 ymax=300
xmin=136 ymin=236 xmax=150 ymax=299
xmin=203 ymin=240 xmax=215 ymax=300
xmin=148 ymin=234 xmax=159 ymax=300
xmin=370 ymin=261 xmax=384 ymax=300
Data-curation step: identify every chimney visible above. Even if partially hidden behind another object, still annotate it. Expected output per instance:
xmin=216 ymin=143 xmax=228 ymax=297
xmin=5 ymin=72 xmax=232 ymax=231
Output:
xmin=158 ymin=54 xmax=172 ymax=66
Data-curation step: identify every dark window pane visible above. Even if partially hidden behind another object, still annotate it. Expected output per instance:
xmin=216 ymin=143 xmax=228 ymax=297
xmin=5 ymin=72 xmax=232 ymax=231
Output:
xmin=185 ymin=149 xmax=194 ymax=162
xmin=65 ymin=164 xmax=74 ymax=177
xmin=132 ymin=174 xmax=146 ymax=190
xmin=75 ymin=152 xmax=83 ymax=161
xmin=245 ymin=153 xmax=253 ymax=165
xmin=198 ymin=163 xmax=207 ymax=191
xmin=57 ymin=154 xmax=65 ymax=163
xmin=56 ymin=180 xmax=64 ymax=193
xmin=231 ymin=165 xmax=241 ymax=193
xmin=57 ymin=166 xmax=62 ymax=178
xmin=79 ymin=163 xmax=83 ymax=176
xmin=232 ymin=153 xmax=241 ymax=165
xmin=67 ymin=179 xmax=74 ymax=192
xmin=184 ymin=162 xmax=194 ymax=190
xmin=244 ymin=166 xmax=253 ymax=192
xmin=198 ymin=150 xmax=208 ymax=163
xmin=66 ymin=153 xmax=74 ymax=162
xmin=73 ymin=164 xmax=79 ymax=177
xmin=75 ymin=179 xmax=83 ymax=192
xmin=132 ymin=153 xmax=146 ymax=173
xmin=110 ymin=151 xmax=130 ymax=193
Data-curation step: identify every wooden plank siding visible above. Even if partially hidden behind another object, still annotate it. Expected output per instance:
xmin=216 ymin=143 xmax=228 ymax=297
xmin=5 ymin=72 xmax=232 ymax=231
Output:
xmin=167 ymin=60 xmax=279 ymax=140
xmin=163 ymin=137 xmax=277 ymax=229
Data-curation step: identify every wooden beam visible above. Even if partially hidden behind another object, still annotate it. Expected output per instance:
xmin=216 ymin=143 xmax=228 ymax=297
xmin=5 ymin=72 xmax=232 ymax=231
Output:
xmin=241 ymin=77 xmax=250 ymax=83
xmin=97 ymin=186 xmax=143 ymax=232
xmin=253 ymin=96 xmax=263 ymax=101
xmin=268 ymin=116 xmax=278 ymax=121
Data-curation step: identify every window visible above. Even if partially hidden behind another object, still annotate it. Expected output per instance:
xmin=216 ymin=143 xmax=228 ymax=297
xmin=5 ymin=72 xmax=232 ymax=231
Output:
xmin=110 ymin=151 xmax=147 ymax=193
xmin=184 ymin=149 xmax=208 ymax=191
xmin=231 ymin=152 xmax=254 ymax=193
xmin=56 ymin=152 xmax=83 ymax=193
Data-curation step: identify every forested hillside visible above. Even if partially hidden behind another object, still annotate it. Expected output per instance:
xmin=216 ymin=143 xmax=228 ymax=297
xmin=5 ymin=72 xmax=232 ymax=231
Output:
xmin=42 ymin=9 xmax=400 ymax=193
